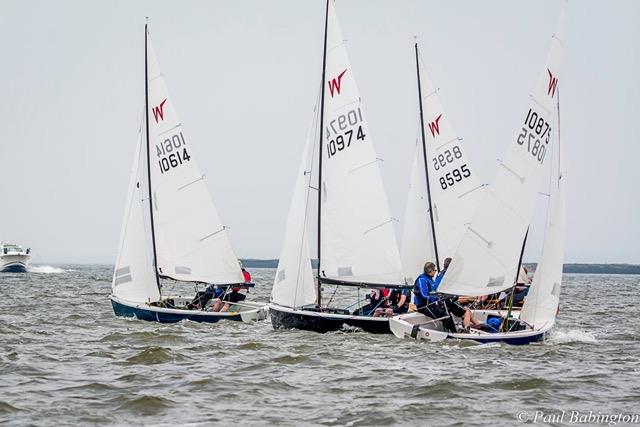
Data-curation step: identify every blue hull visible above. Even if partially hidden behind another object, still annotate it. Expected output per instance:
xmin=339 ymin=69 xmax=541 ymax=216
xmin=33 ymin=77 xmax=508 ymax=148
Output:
xmin=1 ymin=264 xmax=27 ymax=273
xmin=464 ymin=332 xmax=546 ymax=345
xmin=111 ymin=299 xmax=243 ymax=324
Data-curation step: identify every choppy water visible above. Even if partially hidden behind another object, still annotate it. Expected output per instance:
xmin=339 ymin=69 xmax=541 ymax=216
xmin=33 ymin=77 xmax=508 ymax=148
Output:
xmin=1 ymin=266 xmax=639 ymax=426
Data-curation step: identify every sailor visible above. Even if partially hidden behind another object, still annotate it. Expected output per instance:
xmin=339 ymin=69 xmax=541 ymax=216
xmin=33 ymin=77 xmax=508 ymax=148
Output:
xmin=211 ymin=285 xmax=247 ymax=312
xmin=374 ymin=287 xmax=411 ymax=317
xmin=187 ymin=284 xmax=222 ymax=310
xmin=239 ymin=260 xmax=252 ymax=283
xmin=414 ymin=261 xmax=481 ymax=332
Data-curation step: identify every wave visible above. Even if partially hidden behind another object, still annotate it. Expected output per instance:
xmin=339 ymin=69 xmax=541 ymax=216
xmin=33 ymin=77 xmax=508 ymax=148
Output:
xmin=548 ymin=329 xmax=598 ymax=344
xmin=28 ymin=265 xmax=66 ymax=274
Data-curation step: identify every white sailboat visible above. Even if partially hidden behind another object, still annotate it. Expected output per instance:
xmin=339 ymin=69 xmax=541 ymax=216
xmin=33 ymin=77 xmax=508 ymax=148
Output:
xmin=108 ymin=24 xmax=267 ymax=323
xmin=391 ymin=3 xmax=567 ymax=344
xmin=400 ymin=43 xmax=484 ymax=285
xmin=269 ymin=0 xmax=408 ymax=334
xmin=0 ymin=243 xmax=31 ymax=273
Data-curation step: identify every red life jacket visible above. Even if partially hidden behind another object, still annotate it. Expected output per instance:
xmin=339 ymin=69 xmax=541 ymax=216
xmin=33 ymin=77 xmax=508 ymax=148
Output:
xmin=242 ymin=269 xmax=251 ymax=283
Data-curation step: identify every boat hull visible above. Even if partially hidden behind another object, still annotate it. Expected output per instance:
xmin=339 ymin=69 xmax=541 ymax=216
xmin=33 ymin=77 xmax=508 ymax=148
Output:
xmin=110 ymin=296 xmax=268 ymax=324
xmin=390 ymin=311 xmax=547 ymax=345
xmin=0 ymin=254 xmax=30 ymax=273
xmin=269 ymin=304 xmax=391 ymax=334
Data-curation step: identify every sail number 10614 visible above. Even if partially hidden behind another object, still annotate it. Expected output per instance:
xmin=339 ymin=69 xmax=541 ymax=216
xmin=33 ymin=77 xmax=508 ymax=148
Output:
xmin=156 ymin=131 xmax=191 ymax=174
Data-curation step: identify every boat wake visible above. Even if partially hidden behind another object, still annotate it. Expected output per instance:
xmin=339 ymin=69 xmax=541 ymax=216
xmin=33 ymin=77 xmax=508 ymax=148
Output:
xmin=548 ymin=329 xmax=597 ymax=344
xmin=28 ymin=266 xmax=66 ymax=274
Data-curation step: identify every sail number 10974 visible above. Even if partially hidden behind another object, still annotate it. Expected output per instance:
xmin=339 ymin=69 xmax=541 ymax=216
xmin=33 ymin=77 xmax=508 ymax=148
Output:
xmin=156 ymin=131 xmax=191 ymax=174
xmin=326 ymin=107 xmax=366 ymax=159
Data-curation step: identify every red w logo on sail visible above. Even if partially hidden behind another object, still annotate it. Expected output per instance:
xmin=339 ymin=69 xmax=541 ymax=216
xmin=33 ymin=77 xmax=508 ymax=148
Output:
xmin=328 ymin=69 xmax=348 ymax=97
xmin=428 ymin=114 xmax=443 ymax=138
xmin=152 ymin=99 xmax=167 ymax=123
xmin=547 ymin=69 xmax=558 ymax=97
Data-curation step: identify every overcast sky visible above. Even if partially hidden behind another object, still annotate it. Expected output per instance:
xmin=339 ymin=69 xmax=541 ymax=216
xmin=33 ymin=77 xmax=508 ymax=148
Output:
xmin=1 ymin=0 xmax=638 ymax=264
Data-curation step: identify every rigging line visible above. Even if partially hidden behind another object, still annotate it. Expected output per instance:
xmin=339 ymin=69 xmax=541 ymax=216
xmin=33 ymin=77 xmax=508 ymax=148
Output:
xmin=415 ymin=43 xmax=441 ymax=271
xmin=114 ymin=112 xmax=146 ymax=275
xmin=292 ymin=84 xmax=322 ymax=309
xmin=325 ymin=284 xmax=340 ymax=307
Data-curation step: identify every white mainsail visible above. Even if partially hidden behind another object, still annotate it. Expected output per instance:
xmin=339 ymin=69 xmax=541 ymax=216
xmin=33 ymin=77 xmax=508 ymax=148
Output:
xmin=112 ymin=130 xmax=160 ymax=303
xmin=401 ymin=47 xmax=484 ymax=283
xmin=439 ymin=5 xmax=566 ymax=297
xmin=520 ymin=105 xmax=566 ymax=330
xmin=319 ymin=1 xmax=404 ymax=285
xmin=271 ymin=117 xmax=317 ymax=308
xmin=400 ymin=142 xmax=433 ymax=284
xmin=146 ymin=38 xmax=244 ymax=285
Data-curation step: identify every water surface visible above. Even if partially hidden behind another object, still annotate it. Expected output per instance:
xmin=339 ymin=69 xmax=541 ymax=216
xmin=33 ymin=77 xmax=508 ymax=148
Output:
xmin=1 ymin=266 xmax=638 ymax=426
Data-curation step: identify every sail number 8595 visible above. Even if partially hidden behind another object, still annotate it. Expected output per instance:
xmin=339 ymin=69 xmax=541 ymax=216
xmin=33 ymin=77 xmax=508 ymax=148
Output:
xmin=439 ymin=164 xmax=471 ymax=190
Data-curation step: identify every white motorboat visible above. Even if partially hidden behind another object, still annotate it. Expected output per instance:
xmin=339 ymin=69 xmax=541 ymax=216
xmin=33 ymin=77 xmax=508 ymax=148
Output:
xmin=0 ymin=243 xmax=31 ymax=273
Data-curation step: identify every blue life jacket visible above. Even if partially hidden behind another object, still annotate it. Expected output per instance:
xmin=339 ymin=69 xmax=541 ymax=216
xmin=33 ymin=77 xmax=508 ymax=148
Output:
xmin=413 ymin=273 xmax=442 ymax=308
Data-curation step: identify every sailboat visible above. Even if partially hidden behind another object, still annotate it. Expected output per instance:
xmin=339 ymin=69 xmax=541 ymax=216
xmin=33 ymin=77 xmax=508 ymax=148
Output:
xmin=109 ymin=24 xmax=267 ymax=323
xmin=391 ymin=3 xmax=566 ymax=344
xmin=269 ymin=0 xmax=408 ymax=334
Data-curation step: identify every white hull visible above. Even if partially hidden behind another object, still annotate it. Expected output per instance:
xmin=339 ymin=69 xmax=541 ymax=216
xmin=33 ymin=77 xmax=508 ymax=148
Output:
xmin=0 ymin=254 xmax=30 ymax=272
xmin=389 ymin=310 xmax=547 ymax=345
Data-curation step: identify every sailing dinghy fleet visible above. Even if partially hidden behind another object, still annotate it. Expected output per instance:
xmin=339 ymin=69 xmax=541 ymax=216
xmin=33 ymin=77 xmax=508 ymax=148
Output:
xmin=110 ymin=2 xmax=567 ymax=345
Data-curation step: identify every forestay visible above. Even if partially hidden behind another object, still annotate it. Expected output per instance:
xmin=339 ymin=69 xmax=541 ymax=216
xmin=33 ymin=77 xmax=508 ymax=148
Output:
xmin=146 ymin=39 xmax=244 ymax=285
xmin=272 ymin=120 xmax=317 ymax=308
xmin=439 ymin=4 xmax=566 ymax=297
xmin=112 ymin=131 xmax=160 ymax=303
xmin=400 ymin=142 xmax=434 ymax=284
xmin=319 ymin=1 xmax=404 ymax=285
xmin=520 ymin=106 xmax=566 ymax=330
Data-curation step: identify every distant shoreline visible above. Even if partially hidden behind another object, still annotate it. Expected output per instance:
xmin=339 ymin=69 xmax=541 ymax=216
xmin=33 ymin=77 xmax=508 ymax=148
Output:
xmin=239 ymin=260 xmax=640 ymax=275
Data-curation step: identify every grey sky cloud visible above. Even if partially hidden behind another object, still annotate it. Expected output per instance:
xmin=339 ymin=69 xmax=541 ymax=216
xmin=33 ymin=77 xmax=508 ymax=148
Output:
xmin=0 ymin=0 xmax=638 ymax=264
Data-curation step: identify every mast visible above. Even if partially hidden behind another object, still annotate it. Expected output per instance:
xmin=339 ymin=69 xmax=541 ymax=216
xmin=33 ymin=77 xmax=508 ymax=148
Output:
xmin=144 ymin=23 xmax=162 ymax=294
xmin=414 ymin=43 xmax=441 ymax=271
xmin=316 ymin=0 xmax=329 ymax=307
